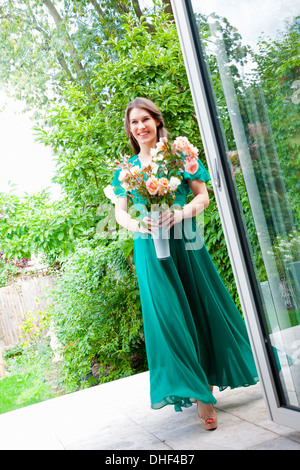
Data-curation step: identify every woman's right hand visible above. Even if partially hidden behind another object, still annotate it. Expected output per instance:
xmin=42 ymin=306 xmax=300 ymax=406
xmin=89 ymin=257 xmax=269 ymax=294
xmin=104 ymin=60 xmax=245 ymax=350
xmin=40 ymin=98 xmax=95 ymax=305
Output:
xmin=139 ymin=215 xmax=159 ymax=236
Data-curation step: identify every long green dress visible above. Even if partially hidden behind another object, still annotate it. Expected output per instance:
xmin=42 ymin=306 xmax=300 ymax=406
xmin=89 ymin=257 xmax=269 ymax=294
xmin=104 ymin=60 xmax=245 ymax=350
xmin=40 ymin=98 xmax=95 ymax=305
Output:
xmin=112 ymin=154 xmax=259 ymax=412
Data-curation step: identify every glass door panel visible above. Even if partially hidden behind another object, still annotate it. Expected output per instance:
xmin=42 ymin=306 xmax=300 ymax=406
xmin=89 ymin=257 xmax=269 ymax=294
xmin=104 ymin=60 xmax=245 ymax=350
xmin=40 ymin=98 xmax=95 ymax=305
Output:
xmin=189 ymin=0 xmax=300 ymax=409
xmin=171 ymin=0 xmax=300 ymax=426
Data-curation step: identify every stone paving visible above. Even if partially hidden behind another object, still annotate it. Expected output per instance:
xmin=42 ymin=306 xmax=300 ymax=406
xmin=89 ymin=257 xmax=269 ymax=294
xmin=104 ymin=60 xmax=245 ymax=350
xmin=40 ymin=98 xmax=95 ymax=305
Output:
xmin=0 ymin=371 xmax=300 ymax=450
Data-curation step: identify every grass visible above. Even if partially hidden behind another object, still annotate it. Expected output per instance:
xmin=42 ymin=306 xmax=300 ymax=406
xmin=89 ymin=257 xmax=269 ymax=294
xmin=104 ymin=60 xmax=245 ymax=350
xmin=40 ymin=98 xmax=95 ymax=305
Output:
xmin=0 ymin=373 xmax=57 ymax=414
xmin=0 ymin=338 xmax=65 ymax=415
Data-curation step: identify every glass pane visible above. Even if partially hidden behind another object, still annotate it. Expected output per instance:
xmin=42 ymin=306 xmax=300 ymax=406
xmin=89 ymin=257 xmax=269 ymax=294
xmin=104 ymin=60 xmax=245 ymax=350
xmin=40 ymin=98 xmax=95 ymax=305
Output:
xmin=191 ymin=0 xmax=300 ymax=408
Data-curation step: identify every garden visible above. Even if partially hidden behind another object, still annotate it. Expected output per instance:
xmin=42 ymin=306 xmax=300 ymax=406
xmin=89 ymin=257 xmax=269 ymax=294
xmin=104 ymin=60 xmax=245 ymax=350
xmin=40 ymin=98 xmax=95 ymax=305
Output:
xmin=0 ymin=1 xmax=299 ymax=414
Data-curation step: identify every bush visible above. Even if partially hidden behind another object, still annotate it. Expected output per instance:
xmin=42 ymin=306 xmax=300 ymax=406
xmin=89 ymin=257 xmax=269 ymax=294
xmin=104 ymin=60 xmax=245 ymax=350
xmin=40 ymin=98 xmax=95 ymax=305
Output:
xmin=48 ymin=237 xmax=147 ymax=391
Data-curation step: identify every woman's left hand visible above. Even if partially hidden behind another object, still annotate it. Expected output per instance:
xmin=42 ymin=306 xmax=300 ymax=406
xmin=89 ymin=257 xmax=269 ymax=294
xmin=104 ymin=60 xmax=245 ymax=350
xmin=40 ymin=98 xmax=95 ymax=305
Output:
xmin=159 ymin=209 xmax=184 ymax=231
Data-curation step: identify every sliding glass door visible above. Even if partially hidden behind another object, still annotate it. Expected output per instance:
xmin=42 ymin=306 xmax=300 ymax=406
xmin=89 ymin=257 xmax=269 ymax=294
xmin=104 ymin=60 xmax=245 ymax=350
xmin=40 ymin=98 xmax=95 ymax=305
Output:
xmin=171 ymin=0 xmax=300 ymax=430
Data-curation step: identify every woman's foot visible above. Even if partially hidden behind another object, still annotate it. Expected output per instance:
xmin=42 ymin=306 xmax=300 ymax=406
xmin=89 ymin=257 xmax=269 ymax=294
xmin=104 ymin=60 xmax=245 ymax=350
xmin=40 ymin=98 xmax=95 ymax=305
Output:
xmin=196 ymin=386 xmax=218 ymax=431
xmin=196 ymin=401 xmax=218 ymax=430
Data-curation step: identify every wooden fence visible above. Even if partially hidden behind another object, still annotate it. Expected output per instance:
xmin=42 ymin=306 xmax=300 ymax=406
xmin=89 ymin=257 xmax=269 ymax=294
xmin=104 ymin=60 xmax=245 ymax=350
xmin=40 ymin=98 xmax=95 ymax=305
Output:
xmin=0 ymin=273 xmax=56 ymax=348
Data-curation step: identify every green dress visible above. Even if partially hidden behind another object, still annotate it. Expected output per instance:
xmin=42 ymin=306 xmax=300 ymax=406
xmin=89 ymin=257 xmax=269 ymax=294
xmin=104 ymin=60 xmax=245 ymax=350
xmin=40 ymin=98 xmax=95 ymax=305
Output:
xmin=112 ymin=154 xmax=259 ymax=412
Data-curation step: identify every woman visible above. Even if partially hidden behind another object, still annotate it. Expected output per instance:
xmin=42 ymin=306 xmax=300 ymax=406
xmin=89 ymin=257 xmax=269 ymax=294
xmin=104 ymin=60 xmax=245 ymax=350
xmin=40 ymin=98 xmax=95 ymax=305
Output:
xmin=112 ymin=97 xmax=259 ymax=431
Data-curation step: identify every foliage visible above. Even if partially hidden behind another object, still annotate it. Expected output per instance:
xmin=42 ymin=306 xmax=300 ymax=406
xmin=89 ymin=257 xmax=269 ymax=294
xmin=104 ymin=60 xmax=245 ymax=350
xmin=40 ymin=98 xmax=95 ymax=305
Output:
xmin=0 ymin=189 xmax=100 ymax=265
xmin=0 ymin=338 xmax=62 ymax=415
xmin=0 ymin=0 xmax=170 ymax=113
xmin=18 ymin=307 xmax=51 ymax=346
xmin=0 ymin=0 xmax=171 ymax=124
xmin=47 ymin=237 xmax=146 ymax=391
xmin=0 ymin=255 xmax=26 ymax=287
xmin=35 ymin=11 xmax=205 ymax=208
xmin=254 ymin=17 xmax=300 ymax=226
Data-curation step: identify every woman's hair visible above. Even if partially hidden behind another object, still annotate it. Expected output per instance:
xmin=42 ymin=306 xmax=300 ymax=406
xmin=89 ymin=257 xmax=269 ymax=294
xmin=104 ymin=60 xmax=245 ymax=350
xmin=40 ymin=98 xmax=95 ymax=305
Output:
xmin=124 ymin=97 xmax=168 ymax=154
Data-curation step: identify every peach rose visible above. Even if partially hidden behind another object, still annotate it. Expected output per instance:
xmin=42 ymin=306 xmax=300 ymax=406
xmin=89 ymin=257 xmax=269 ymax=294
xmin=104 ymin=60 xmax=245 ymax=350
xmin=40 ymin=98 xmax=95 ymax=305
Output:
xmin=158 ymin=177 xmax=169 ymax=195
xmin=174 ymin=136 xmax=190 ymax=152
xmin=174 ymin=136 xmax=199 ymax=160
xmin=156 ymin=140 xmax=166 ymax=152
xmin=184 ymin=158 xmax=199 ymax=175
xmin=146 ymin=176 xmax=159 ymax=195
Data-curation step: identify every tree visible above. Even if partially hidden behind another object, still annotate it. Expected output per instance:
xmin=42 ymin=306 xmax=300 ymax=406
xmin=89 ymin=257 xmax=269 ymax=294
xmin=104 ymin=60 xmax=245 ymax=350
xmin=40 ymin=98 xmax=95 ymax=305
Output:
xmin=0 ymin=0 xmax=172 ymax=112
xmin=34 ymin=10 xmax=206 ymax=232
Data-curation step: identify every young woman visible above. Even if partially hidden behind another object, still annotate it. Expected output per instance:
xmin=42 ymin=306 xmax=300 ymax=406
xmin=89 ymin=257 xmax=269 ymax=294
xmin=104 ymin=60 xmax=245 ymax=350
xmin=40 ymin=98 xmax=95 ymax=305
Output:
xmin=112 ymin=97 xmax=259 ymax=431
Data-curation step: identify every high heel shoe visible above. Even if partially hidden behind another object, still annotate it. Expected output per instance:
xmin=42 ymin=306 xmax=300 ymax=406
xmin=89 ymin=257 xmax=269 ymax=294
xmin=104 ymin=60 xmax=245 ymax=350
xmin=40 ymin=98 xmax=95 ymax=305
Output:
xmin=196 ymin=400 xmax=218 ymax=431
xmin=196 ymin=386 xmax=218 ymax=431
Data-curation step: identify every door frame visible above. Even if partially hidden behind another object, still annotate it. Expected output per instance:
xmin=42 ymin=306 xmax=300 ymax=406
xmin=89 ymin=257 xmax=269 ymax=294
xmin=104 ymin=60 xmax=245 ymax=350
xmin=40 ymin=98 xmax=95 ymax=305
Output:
xmin=171 ymin=0 xmax=300 ymax=430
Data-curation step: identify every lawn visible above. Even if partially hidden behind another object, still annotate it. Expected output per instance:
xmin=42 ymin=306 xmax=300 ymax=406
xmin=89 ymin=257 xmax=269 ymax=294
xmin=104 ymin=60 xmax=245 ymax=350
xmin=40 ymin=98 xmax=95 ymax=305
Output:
xmin=0 ymin=339 xmax=64 ymax=415
xmin=0 ymin=373 xmax=57 ymax=414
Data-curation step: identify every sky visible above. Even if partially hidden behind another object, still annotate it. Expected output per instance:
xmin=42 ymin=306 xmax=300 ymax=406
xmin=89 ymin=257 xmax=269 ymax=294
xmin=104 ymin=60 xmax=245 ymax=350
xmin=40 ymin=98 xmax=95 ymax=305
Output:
xmin=0 ymin=90 xmax=61 ymax=200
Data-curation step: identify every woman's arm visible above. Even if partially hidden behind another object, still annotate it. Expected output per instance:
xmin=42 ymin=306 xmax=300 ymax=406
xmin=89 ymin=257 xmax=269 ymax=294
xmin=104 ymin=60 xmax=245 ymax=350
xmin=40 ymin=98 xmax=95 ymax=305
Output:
xmin=182 ymin=179 xmax=210 ymax=218
xmin=115 ymin=197 xmax=158 ymax=235
xmin=160 ymin=179 xmax=209 ymax=230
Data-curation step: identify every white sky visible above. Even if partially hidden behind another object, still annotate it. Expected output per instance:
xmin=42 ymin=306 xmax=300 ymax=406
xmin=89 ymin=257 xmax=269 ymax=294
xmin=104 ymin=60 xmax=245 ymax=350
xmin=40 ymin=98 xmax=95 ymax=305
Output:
xmin=192 ymin=0 xmax=299 ymax=50
xmin=0 ymin=91 xmax=61 ymax=200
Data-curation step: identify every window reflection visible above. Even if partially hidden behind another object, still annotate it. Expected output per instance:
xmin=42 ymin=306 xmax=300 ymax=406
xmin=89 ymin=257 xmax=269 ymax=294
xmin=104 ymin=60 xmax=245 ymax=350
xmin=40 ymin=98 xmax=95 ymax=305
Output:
xmin=191 ymin=0 xmax=300 ymax=408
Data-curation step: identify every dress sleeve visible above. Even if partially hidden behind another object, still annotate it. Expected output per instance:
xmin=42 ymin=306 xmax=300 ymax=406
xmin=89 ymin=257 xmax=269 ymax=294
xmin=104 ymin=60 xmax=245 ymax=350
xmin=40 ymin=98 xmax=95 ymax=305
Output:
xmin=112 ymin=167 xmax=128 ymax=198
xmin=183 ymin=158 xmax=211 ymax=183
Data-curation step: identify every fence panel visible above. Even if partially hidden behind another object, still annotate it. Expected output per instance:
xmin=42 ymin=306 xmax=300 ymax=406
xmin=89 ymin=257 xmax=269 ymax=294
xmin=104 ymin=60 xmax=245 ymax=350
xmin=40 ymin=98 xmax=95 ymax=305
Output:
xmin=0 ymin=275 xmax=55 ymax=348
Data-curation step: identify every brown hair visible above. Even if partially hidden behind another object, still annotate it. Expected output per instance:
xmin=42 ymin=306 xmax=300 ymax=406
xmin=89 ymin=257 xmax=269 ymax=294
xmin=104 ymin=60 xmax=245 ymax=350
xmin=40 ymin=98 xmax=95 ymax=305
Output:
xmin=124 ymin=97 xmax=168 ymax=154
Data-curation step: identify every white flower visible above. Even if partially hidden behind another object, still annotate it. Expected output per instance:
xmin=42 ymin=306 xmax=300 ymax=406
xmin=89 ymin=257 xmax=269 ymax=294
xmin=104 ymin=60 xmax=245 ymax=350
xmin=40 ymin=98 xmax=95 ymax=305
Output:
xmin=169 ymin=176 xmax=181 ymax=191
xmin=131 ymin=165 xmax=141 ymax=175
xmin=103 ymin=185 xmax=118 ymax=204
xmin=150 ymin=162 xmax=159 ymax=174
xmin=150 ymin=147 xmax=158 ymax=157
xmin=121 ymin=181 xmax=130 ymax=190
xmin=118 ymin=169 xmax=130 ymax=182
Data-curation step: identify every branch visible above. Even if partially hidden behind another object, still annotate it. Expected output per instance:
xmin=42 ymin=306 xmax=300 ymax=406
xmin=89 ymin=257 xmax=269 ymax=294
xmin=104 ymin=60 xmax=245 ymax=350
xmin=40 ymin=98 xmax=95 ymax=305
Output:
xmin=131 ymin=0 xmax=154 ymax=32
xmin=56 ymin=53 xmax=74 ymax=81
xmin=24 ymin=0 xmax=74 ymax=80
xmin=163 ymin=0 xmax=174 ymax=18
xmin=42 ymin=0 xmax=85 ymax=77
xmin=89 ymin=0 xmax=104 ymax=18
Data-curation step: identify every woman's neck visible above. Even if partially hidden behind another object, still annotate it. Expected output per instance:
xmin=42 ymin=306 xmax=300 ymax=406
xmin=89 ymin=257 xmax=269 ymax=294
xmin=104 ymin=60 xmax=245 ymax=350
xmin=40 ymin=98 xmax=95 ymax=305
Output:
xmin=138 ymin=145 xmax=152 ymax=163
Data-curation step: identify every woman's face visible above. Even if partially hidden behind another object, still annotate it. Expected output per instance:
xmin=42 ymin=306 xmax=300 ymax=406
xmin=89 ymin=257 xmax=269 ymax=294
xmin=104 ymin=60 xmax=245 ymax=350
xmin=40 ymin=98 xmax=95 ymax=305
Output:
xmin=129 ymin=107 xmax=159 ymax=150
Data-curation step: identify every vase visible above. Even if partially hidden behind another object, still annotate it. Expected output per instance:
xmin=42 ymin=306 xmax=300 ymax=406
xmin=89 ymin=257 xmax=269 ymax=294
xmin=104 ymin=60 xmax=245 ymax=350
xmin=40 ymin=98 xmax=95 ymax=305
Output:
xmin=150 ymin=210 xmax=170 ymax=260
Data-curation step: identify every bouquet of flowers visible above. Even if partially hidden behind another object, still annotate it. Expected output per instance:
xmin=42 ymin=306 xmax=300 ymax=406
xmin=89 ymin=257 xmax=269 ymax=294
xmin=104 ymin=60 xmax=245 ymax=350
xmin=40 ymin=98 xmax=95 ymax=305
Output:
xmin=114 ymin=136 xmax=199 ymax=211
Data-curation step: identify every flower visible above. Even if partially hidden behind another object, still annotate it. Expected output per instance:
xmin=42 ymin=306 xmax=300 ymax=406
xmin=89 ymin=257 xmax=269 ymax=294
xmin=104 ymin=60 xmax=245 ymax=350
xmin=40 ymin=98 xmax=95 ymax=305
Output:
xmin=131 ymin=165 xmax=141 ymax=175
xmin=169 ymin=176 xmax=181 ymax=191
xmin=156 ymin=140 xmax=167 ymax=152
xmin=173 ymin=136 xmax=199 ymax=159
xmin=119 ymin=169 xmax=130 ymax=182
xmin=114 ymin=136 xmax=201 ymax=210
xmin=150 ymin=162 xmax=159 ymax=174
xmin=158 ymin=177 xmax=169 ymax=195
xmin=150 ymin=147 xmax=158 ymax=158
xmin=146 ymin=176 xmax=160 ymax=195
xmin=103 ymin=184 xmax=118 ymax=204
xmin=184 ymin=158 xmax=199 ymax=175
xmin=150 ymin=137 xmax=167 ymax=158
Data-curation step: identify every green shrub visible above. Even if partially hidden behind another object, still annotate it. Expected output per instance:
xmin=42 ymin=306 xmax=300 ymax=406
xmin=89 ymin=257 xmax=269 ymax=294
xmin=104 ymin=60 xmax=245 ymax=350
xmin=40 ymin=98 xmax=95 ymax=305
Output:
xmin=48 ymin=238 xmax=146 ymax=391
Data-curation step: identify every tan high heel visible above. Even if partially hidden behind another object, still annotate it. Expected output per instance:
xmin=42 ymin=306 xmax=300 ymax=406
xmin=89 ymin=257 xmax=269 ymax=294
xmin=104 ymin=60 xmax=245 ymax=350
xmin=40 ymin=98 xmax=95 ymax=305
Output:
xmin=196 ymin=385 xmax=218 ymax=431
